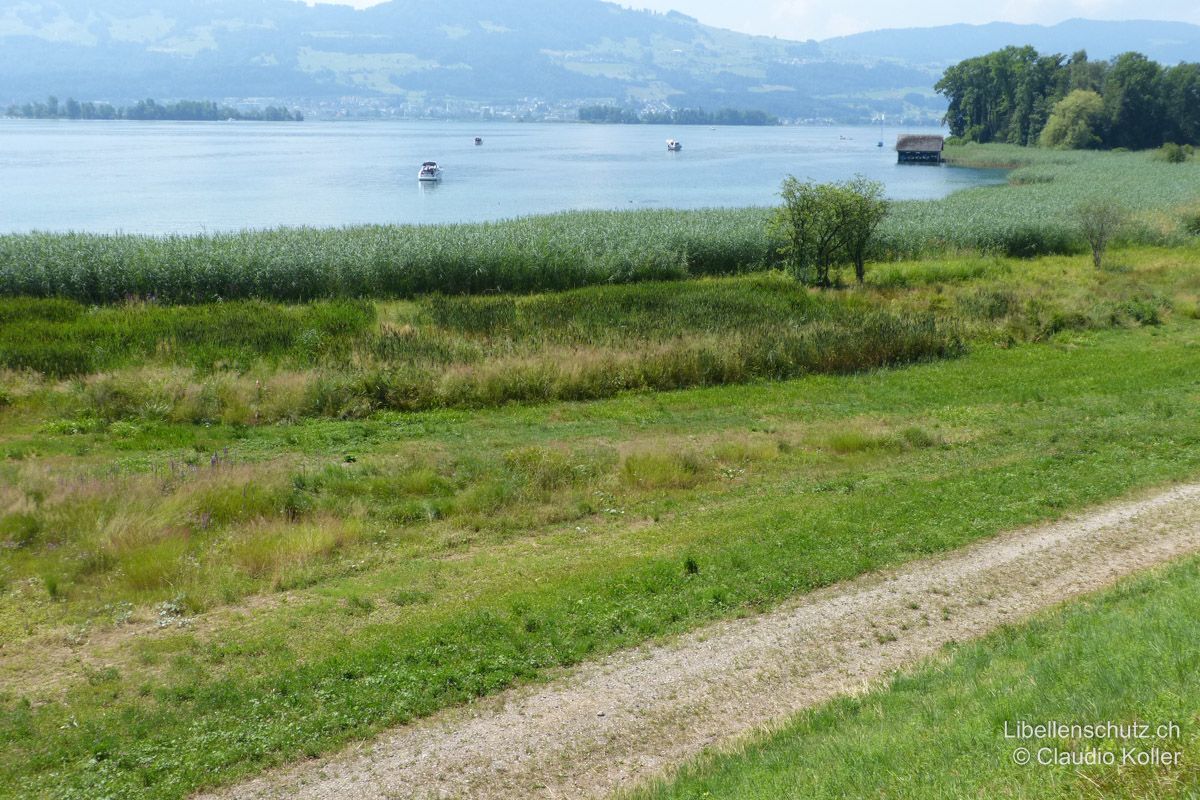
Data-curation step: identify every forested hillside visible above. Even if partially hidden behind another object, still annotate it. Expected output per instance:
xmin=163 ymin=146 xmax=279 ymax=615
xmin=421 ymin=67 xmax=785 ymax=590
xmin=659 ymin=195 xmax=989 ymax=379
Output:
xmin=0 ymin=0 xmax=927 ymax=121
xmin=3 ymin=1 xmax=1199 ymax=123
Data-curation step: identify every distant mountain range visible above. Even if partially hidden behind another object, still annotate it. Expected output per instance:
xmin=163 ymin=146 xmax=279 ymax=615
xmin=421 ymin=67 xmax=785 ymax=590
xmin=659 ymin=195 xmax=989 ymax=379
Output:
xmin=1 ymin=1 xmax=1197 ymax=122
xmin=823 ymin=19 xmax=1200 ymax=66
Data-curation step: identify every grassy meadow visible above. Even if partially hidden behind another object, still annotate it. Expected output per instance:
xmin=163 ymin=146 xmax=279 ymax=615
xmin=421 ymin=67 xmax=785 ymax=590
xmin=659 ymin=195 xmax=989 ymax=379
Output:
xmin=2 ymin=244 xmax=1192 ymax=425
xmin=0 ymin=146 xmax=1198 ymax=303
xmin=2 ymin=240 xmax=1200 ymax=797
xmin=631 ymin=557 xmax=1200 ymax=800
xmin=1 ymin=144 xmax=1199 ymax=798
xmin=0 ymin=276 xmax=962 ymax=420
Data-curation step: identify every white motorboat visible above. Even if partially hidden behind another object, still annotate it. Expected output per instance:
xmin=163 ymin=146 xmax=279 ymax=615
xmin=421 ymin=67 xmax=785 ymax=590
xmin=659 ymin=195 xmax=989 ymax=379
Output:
xmin=418 ymin=161 xmax=442 ymax=181
xmin=666 ymin=139 xmax=682 ymax=152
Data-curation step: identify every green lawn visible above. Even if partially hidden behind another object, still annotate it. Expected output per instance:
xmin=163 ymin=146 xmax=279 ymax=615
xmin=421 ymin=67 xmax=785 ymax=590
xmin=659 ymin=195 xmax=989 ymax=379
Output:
xmin=631 ymin=556 xmax=1200 ymax=799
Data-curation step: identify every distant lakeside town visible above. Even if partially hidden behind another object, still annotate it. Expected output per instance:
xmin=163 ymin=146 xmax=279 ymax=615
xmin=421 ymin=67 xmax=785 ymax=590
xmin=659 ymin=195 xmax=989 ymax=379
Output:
xmin=3 ymin=95 xmax=942 ymax=126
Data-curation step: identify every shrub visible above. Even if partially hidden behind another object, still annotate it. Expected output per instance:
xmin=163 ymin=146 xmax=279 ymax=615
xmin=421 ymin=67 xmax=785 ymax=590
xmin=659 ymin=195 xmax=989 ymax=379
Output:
xmin=1111 ymin=298 xmax=1167 ymax=326
xmin=1073 ymin=197 xmax=1129 ymax=270
xmin=1182 ymin=208 xmax=1200 ymax=236
xmin=1153 ymin=143 xmax=1191 ymax=164
xmin=770 ymin=175 xmax=888 ymax=286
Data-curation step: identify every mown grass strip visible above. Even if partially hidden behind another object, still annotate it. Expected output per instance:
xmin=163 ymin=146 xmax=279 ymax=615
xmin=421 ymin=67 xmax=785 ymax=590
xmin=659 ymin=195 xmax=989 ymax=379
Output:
xmin=631 ymin=556 xmax=1200 ymax=799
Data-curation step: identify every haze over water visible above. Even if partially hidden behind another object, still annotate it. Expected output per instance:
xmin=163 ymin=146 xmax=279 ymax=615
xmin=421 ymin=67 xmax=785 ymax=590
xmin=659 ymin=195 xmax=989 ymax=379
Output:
xmin=0 ymin=120 xmax=1003 ymax=234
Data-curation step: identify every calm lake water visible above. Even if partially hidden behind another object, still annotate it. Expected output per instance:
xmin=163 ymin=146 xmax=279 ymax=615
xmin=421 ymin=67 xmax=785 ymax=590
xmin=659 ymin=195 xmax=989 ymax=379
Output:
xmin=0 ymin=120 xmax=1003 ymax=234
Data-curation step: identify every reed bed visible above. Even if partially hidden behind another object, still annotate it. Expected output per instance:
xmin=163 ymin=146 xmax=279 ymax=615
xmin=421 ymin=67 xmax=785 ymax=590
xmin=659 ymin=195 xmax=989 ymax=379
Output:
xmin=0 ymin=209 xmax=772 ymax=304
xmin=1 ymin=148 xmax=1196 ymax=304
xmin=878 ymin=145 xmax=1200 ymax=258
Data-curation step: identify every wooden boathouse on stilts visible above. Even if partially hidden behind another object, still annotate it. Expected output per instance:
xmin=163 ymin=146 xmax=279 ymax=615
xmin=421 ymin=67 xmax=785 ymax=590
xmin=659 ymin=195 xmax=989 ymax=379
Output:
xmin=896 ymin=134 xmax=944 ymax=164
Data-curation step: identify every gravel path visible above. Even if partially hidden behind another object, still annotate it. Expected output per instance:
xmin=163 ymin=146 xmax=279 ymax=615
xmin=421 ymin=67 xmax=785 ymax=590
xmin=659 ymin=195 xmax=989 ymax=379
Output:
xmin=199 ymin=482 xmax=1200 ymax=800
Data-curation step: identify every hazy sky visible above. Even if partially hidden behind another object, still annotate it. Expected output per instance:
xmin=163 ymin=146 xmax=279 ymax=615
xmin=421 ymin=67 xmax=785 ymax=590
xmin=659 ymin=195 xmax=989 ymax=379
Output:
xmin=312 ymin=0 xmax=1200 ymax=40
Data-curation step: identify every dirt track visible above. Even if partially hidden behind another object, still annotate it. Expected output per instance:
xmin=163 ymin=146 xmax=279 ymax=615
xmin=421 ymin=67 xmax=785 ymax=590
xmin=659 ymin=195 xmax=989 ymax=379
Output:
xmin=199 ymin=482 xmax=1200 ymax=800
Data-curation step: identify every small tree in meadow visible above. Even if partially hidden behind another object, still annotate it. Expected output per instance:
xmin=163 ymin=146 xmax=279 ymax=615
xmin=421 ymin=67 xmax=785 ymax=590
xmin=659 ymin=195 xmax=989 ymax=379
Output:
xmin=770 ymin=175 xmax=888 ymax=286
xmin=1074 ymin=197 xmax=1128 ymax=270
xmin=770 ymin=177 xmax=844 ymax=286
xmin=837 ymin=176 xmax=889 ymax=284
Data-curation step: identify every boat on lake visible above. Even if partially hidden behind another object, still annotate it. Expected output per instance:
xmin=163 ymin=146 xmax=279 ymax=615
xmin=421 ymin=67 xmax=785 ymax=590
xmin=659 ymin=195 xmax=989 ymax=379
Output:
xmin=666 ymin=139 xmax=682 ymax=152
xmin=418 ymin=161 xmax=442 ymax=182
xmin=474 ymin=137 xmax=483 ymax=146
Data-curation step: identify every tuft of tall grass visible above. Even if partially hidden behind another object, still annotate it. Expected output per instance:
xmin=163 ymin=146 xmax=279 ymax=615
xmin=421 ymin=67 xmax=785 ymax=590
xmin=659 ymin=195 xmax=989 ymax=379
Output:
xmin=120 ymin=536 xmax=188 ymax=593
xmin=824 ymin=429 xmax=896 ymax=454
xmin=505 ymin=446 xmax=590 ymax=492
xmin=229 ymin=518 xmax=362 ymax=583
xmin=712 ymin=437 xmax=780 ymax=464
xmin=622 ymin=450 xmax=707 ymax=490
xmin=0 ymin=512 xmax=42 ymax=548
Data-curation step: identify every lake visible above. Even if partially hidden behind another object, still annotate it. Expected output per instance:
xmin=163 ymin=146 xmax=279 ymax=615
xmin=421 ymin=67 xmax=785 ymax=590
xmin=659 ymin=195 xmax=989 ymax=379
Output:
xmin=0 ymin=120 xmax=1003 ymax=234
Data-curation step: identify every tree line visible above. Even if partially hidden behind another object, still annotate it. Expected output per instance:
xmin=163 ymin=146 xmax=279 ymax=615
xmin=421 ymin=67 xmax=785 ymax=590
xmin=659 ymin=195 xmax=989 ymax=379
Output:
xmin=936 ymin=47 xmax=1200 ymax=150
xmin=4 ymin=97 xmax=304 ymax=122
xmin=578 ymin=105 xmax=778 ymax=126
